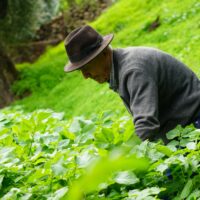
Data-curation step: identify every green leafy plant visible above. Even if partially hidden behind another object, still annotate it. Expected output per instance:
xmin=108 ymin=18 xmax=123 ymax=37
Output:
xmin=0 ymin=106 xmax=200 ymax=199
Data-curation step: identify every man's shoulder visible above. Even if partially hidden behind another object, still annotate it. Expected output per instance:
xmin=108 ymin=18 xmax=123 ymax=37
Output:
xmin=113 ymin=46 xmax=163 ymax=71
xmin=114 ymin=46 xmax=163 ymax=54
xmin=114 ymin=46 xmax=165 ymax=61
xmin=113 ymin=46 xmax=181 ymax=70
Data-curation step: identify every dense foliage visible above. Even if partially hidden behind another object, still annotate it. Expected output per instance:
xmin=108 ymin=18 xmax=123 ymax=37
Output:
xmin=0 ymin=0 xmax=59 ymax=46
xmin=0 ymin=107 xmax=200 ymax=199
xmin=2 ymin=0 xmax=200 ymax=199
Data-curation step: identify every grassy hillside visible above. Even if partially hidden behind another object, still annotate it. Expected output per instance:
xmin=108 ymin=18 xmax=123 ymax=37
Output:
xmin=10 ymin=0 xmax=200 ymax=119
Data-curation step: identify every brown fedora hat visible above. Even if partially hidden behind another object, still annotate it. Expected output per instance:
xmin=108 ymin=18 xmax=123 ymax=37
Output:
xmin=64 ymin=25 xmax=114 ymax=72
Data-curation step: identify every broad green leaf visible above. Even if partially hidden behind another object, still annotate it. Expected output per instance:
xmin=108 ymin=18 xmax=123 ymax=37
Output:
xmin=122 ymin=121 xmax=135 ymax=142
xmin=180 ymin=138 xmax=191 ymax=147
xmin=186 ymin=142 xmax=196 ymax=150
xmin=68 ymin=117 xmax=82 ymax=134
xmin=101 ymin=127 xmax=114 ymax=143
xmin=155 ymin=144 xmax=173 ymax=157
xmin=19 ymin=193 xmax=32 ymax=200
xmin=51 ymin=157 xmax=68 ymax=176
xmin=167 ymin=140 xmax=179 ymax=151
xmin=75 ymin=131 xmax=94 ymax=145
xmin=185 ymin=129 xmax=200 ymax=140
xmin=75 ymin=150 xmax=94 ymax=168
xmin=50 ymin=187 xmax=68 ymax=200
xmin=0 ymin=127 xmax=9 ymax=136
xmin=114 ymin=171 xmax=139 ymax=185
xmin=0 ymin=147 xmax=16 ymax=162
xmin=57 ymin=139 xmax=70 ymax=150
xmin=1 ymin=188 xmax=21 ymax=200
xmin=60 ymin=129 xmax=75 ymax=140
xmin=156 ymin=163 xmax=168 ymax=173
xmin=36 ymin=111 xmax=53 ymax=122
xmin=0 ymin=133 xmax=13 ymax=145
xmin=127 ymin=187 xmax=165 ymax=199
xmin=180 ymin=179 xmax=193 ymax=199
xmin=166 ymin=127 xmax=181 ymax=140
xmin=12 ymin=125 xmax=20 ymax=135
xmin=27 ymin=168 xmax=51 ymax=184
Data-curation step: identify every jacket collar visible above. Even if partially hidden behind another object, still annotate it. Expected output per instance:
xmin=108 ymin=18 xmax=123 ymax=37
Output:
xmin=109 ymin=49 xmax=120 ymax=92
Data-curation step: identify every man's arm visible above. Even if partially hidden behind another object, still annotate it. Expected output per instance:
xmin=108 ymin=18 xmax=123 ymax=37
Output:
xmin=125 ymin=68 xmax=160 ymax=141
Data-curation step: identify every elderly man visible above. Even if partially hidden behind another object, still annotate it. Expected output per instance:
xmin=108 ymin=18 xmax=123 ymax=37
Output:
xmin=64 ymin=25 xmax=200 ymax=143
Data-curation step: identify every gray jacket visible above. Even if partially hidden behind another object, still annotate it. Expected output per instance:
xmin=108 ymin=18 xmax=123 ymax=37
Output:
xmin=109 ymin=47 xmax=200 ymax=142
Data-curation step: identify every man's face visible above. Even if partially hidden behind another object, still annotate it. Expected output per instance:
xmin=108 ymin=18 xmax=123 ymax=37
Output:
xmin=80 ymin=50 xmax=111 ymax=84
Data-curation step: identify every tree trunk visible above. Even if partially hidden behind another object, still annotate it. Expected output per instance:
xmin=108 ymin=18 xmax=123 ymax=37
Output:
xmin=0 ymin=49 xmax=18 ymax=108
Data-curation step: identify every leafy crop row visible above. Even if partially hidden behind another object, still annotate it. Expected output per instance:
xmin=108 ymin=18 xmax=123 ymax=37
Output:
xmin=0 ymin=107 xmax=200 ymax=199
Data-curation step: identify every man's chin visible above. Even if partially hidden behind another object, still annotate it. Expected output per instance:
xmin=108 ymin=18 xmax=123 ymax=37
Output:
xmin=95 ymin=78 xmax=107 ymax=84
xmin=89 ymin=77 xmax=108 ymax=83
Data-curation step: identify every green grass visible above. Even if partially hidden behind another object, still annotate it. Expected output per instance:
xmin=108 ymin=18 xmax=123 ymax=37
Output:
xmin=11 ymin=43 xmax=125 ymax=118
xmin=10 ymin=0 xmax=200 ymax=119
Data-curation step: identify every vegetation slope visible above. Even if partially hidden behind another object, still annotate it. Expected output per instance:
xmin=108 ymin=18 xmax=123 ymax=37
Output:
xmin=11 ymin=0 xmax=200 ymax=120
xmin=1 ymin=1 xmax=200 ymax=199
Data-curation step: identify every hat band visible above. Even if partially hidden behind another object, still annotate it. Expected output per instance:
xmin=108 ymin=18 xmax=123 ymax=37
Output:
xmin=69 ymin=36 xmax=103 ymax=63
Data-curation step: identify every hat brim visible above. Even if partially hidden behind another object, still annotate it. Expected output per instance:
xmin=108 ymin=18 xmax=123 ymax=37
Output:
xmin=64 ymin=33 xmax=114 ymax=73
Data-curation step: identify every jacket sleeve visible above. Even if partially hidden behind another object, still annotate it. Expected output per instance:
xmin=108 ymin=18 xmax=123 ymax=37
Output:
xmin=125 ymin=69 xmax=160 ymax=141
